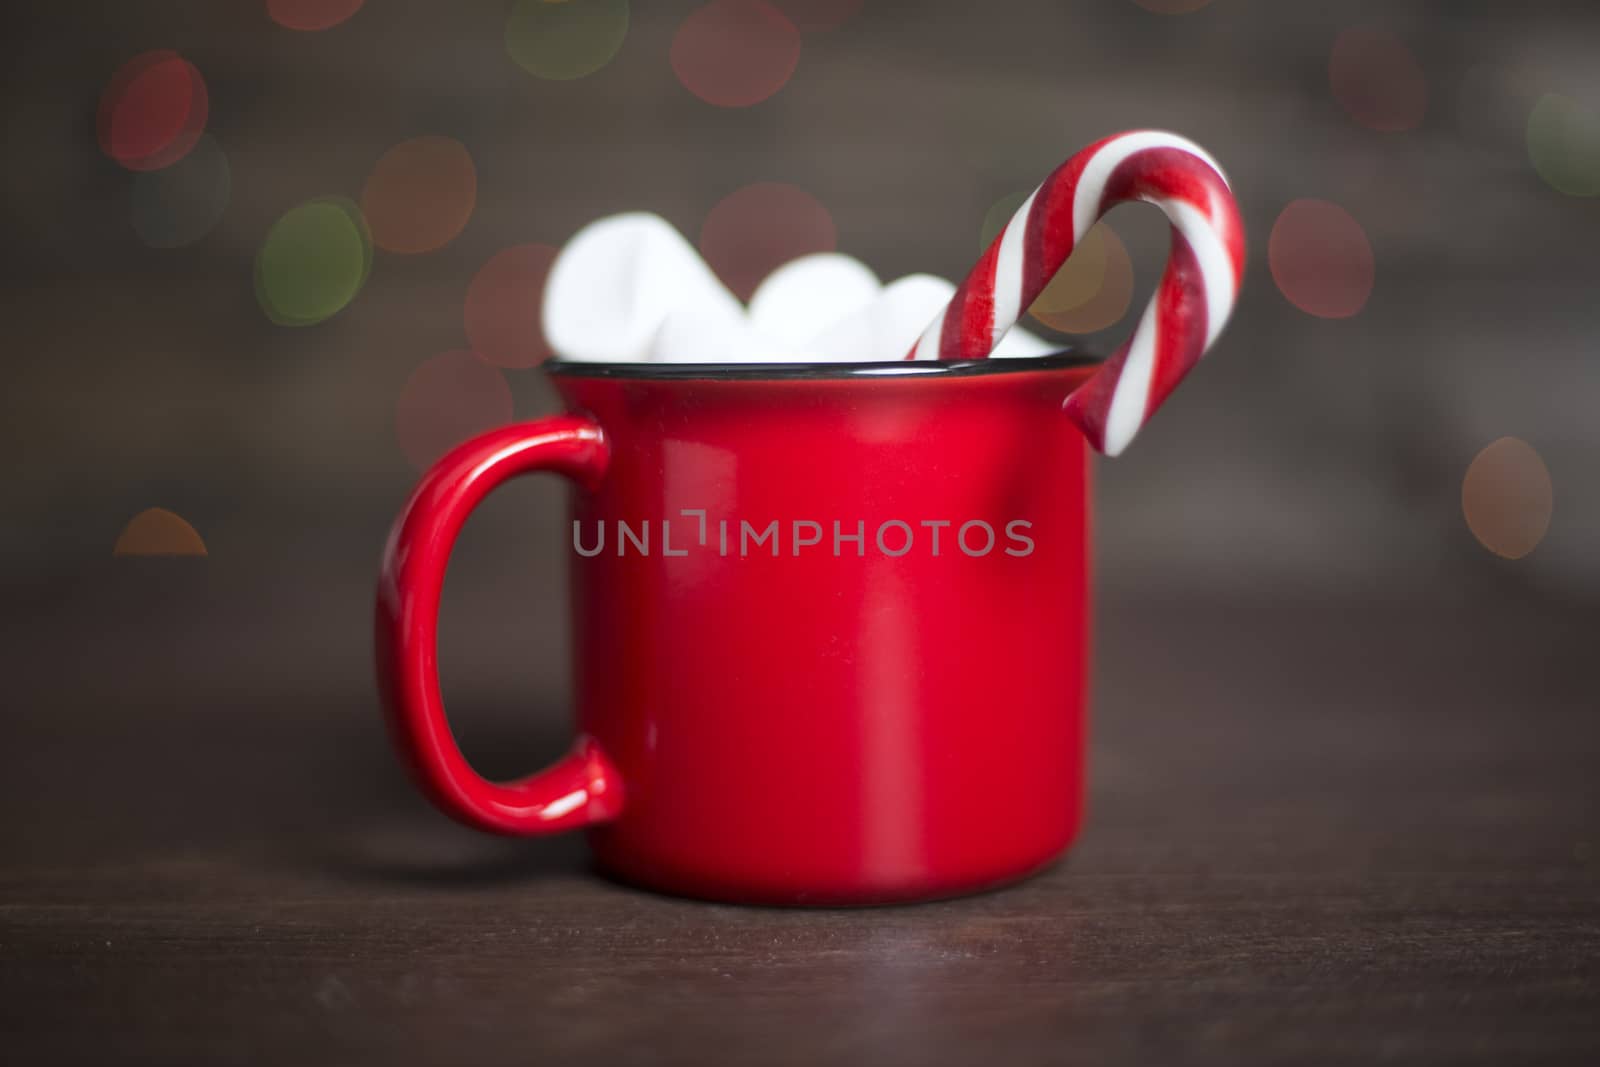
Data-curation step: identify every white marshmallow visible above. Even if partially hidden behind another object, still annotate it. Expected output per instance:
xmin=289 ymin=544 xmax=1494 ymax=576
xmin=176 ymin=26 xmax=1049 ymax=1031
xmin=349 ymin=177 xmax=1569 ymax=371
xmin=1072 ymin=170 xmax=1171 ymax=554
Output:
xmin=543 ymin=212 xmax=744 ymax=363
xmin=993 ymin=325 xmax=1060 ymax=357
xmin=747 ymin=253 xmax=881 ymax=351
xmin=648 ymin=303 xmax=763 ymax=363
xmin=809 ymin=272 xmax=1062 ymax=361
xmin=543 ymin=212 xmax=1066 ymax=365
xmin=807 ymin=274 xmax=954 ymax=360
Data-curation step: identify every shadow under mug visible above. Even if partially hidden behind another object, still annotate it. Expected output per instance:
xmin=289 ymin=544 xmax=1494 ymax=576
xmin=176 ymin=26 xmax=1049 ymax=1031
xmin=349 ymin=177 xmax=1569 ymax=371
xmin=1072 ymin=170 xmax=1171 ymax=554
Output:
xmin=377 ymin=353 xmax=1096 ymax=905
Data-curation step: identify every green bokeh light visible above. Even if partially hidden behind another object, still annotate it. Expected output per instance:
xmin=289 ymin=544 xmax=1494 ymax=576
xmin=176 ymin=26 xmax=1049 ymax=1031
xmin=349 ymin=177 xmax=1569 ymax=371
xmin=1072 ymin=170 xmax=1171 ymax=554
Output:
xmin=506 ymin=0 xmax=629 ymax=81
xmin=1527 ymin=93 xmax=1600 ymax=197
xmin=131 ymin=133 xmax=230 ymax=249
xmin=980 ymin=191 xmax=1028 ymax=251
xmin=255 ymin=197 xmax=372 ymax=326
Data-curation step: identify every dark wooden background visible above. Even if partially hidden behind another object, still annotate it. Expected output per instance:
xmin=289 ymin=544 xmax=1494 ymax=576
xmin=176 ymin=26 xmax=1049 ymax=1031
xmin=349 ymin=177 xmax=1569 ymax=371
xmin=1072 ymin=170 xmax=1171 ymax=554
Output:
xmin=3 ymin=1 xmax=1598 ymax=1062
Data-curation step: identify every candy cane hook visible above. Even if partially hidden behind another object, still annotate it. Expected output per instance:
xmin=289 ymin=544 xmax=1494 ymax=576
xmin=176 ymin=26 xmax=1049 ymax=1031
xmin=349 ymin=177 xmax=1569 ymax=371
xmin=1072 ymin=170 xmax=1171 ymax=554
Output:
xmin=909 ymin=131 xmax=1246 ymax=457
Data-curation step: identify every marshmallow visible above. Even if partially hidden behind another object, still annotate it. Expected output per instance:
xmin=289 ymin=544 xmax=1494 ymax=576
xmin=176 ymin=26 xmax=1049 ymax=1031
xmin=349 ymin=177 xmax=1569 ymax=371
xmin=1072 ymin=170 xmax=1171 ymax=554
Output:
xmin=747 ymin=253 xmax=881 ymax=351
xmin=543 ymin=212 xmax=1063 ymax=364
xmin=543 ymin=212 xmax=744 ymax=362
xmin=993 ymin=325 xmax=1060 ymax=358
xmin=807 ymin=274 xmax=953 ymax=360
xmin=808 ymin=273 xmax=1061 ymax=361
xmin=649 ymin=303 xmax=764 ymax=363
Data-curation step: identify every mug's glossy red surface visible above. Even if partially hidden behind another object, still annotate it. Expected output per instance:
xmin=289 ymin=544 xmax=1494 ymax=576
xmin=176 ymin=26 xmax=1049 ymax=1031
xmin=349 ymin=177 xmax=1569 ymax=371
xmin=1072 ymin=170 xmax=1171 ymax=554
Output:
xmin=377 ymin=354 xmax=1096 ymax=905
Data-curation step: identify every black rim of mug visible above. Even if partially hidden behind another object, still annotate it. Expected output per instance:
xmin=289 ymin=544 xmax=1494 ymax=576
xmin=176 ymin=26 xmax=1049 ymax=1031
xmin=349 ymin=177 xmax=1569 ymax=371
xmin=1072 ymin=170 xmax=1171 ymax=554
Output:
xmin=544 ymin=350 xmax=1098 ymax=381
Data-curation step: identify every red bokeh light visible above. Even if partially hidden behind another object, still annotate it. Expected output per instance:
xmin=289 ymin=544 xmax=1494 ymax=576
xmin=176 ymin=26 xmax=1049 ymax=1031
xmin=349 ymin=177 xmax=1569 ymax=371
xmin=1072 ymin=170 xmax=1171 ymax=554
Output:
xmin=1268 ymin=199 xmax=1375 ymax=319
xmin=672 ymin=0 xmax=802 ymax=108
xmin=1329 ymin=27 xmax=1428 ymax=133
xmin=698 ymin=182 xmax=837 ymax=302
xmin=97 ymin=51 xmax=208 ymax=172
xmin=266 ymin=0 xmax=366 ymax=32
xmin=360 ymin=136 xmax=478 ymax=255
xmin=395 ymin=350 xmax=514 ymax=471
xmin=464 ymin=244 xmax=559 ymax=369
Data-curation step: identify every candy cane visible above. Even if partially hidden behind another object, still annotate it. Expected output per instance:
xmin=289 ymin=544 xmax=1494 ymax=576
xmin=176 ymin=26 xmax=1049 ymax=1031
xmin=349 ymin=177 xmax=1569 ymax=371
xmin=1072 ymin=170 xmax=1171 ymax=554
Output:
xmin=909 ymin=131 xmax=1246 ymax=457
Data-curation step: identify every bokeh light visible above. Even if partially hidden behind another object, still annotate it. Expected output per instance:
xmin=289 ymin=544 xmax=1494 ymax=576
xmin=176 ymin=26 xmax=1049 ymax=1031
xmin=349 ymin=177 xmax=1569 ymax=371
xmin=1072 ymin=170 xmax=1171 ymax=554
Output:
xmin=1130 ymin=0 xmax=1214 ymax=13
xmin=256 ymin=197 xmax=372 ymax=326
xmin=464 ymin=244 xmax=558 ymax=368
xmin=772 ymin=0 xmax=863 ymax=32
xmin=97 ymin=51 xmax=208 ymax=171
xmin=360 ymin=136 xmax=477 ymax=254
xmin=395 ymin=350 xmax=514 ymax=471
xmin=699 ymin=182 xmax=836 ymax=301
xmin=672 ymin=0 xmax=801 ymax=108
xmin=130 ymin=133 xmax=230 ymax=249
xmin=1462 ymin=437 xmax=1553 ymax=560
xmin=506 ymin=0 xmax=630 ymax=81
xmin=1268 ymin=199 xmax=1374 ymax=319
xmin=1526 ymin=93 xmax=1600 ymax=197
xmin=1029 ymin=223 xmax=1134 ymax=335
xmin=979 ymin=194 xmax=1132 ymax=335
xmin=266 ymin=0 xmax=366 ymax=31
xmin=1329 ymin=27 xmax=1428 ymax=132
xmin=979 ymin=191 xmax=1028 ymax=252
xmin=114 ymin=508 xmax=207 ymax=557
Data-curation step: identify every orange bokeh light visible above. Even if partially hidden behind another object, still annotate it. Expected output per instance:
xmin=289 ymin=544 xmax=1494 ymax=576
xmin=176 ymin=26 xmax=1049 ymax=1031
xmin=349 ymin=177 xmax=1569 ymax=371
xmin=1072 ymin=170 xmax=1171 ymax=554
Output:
xmin=1029 ymin=223 xmax=1135 ymax=335
xmin=395 ymin=350 xmax=513 ymax=471
xmin=1268 ymin=199 xmax=1374 ymax=319
xmin=114 ymin=508 xmax=207 ymax=557
xmin=672 ymin=0 xmax=802 ymax=108
xmin=464 ymin=244 xmax=559 ymax=369
xmin=699 ymin=182 xmax=837 ymax=302
xmin=1462 ymin=437 xmax=1553 ymax=560
xmin=266 ymin=0 xmax=366 ymax=31
xmin=361 ymin=136 xmax=478 ymax=255
xmin=97 ymin=51 xmax=208 ymax=172
xmin=1329 ymin=27 xmax=1428 ymax=133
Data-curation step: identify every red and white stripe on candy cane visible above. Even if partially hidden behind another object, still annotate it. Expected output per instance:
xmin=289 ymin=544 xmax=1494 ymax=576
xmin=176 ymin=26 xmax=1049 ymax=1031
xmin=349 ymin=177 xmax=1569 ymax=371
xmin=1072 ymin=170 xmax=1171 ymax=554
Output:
xmin=908 ymin=131 xmax=1247 ymax=457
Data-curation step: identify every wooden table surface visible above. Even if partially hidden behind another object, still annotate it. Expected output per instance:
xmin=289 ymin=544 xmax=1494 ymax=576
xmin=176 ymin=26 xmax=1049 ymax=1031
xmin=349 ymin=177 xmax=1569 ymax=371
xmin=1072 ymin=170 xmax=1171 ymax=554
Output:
xmin=2 ymin=565 xmax=1596 ymax=1065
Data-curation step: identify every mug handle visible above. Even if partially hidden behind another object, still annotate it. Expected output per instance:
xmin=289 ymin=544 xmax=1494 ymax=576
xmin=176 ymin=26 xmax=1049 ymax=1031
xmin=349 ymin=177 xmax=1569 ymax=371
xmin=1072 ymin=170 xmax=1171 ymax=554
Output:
xmin=375 ymin=414 xmax=625 ymax=835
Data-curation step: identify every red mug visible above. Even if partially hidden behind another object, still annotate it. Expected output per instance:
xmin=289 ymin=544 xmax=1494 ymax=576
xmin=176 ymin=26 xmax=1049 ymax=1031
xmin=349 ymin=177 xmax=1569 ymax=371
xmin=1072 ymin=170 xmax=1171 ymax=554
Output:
xmin=377 ymin=354 xmax=1095 ymax=905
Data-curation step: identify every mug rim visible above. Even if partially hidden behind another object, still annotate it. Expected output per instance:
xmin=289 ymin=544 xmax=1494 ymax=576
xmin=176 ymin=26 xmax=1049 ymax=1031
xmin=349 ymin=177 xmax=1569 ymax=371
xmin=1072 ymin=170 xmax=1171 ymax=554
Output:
xmin=545 ymin=350 xmax=1097 ymax=381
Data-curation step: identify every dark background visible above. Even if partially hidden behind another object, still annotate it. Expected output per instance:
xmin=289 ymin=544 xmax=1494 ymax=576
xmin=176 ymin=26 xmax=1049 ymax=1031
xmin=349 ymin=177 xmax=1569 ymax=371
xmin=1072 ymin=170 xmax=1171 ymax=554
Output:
xmin=2 ymin=1 xmax=1596 ymax=1063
